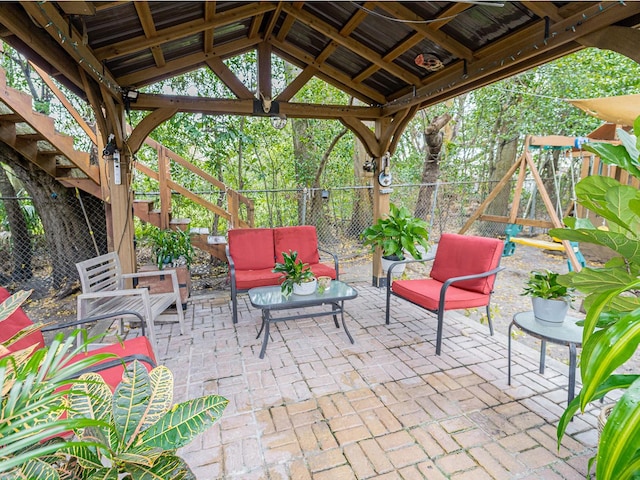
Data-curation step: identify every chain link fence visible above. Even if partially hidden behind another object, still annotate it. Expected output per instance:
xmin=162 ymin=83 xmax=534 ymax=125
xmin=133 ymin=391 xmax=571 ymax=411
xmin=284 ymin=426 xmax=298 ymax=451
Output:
xmin=1 ymin=177 xmax=566 ymax=297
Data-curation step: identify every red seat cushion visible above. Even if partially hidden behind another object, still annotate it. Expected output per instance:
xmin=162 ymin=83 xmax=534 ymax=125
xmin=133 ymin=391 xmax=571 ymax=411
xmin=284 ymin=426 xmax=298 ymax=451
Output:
xmin=228 ymin=228 xmax=275 ymax=270
xmin=429 ymin=234 xmax=503 ymax=294
xmin=234 ymin=268 xmax=282 ymax=290
xmin=309 ymin=263 xmax=337 ymax=279
xmin=0 ymin=287 xmax=45 ymax=358
xmin=392 ymin=278 xmax=491 ymax=311
xmin=66 ymin=336 xmax=156 ymax=390
xmin=274 ymin=226 xmax=320 ymax=264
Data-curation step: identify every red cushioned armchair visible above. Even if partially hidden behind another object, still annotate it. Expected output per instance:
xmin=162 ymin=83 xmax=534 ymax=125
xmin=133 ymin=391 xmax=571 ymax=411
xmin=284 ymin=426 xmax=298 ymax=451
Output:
xmin=385 ymin=233 xmax=505 ymax=355
xmin=0 ymin=287 xmax=156 ymax=389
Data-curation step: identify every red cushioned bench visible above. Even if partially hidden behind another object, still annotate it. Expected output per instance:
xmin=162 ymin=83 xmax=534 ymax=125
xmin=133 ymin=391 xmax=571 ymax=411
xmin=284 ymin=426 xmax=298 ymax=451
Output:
xmin=225 ymin=226 xmax=339 ymax=323
xmin=0 ymin=287 xmax=156 ymax=390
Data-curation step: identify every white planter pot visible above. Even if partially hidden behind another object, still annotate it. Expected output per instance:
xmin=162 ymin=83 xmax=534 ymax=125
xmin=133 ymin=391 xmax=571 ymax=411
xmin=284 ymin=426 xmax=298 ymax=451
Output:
xmin=381 ymin=255 xmax=405 ymax=276
xmin=532 ymin=297 xmax=569 ymax=324
xmin=293 ymin=278 xmax=317 ymax=295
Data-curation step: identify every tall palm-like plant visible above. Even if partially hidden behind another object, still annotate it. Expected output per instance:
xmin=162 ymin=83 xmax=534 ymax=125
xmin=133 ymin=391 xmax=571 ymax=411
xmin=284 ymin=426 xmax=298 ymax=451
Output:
xmin=554 ymin=118 xmax=640 ymax=480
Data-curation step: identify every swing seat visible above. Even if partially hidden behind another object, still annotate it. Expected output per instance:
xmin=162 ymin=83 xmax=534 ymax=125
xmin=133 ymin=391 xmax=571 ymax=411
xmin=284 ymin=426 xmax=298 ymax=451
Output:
xmin=511 ymin=237 xmax=565 ymax=251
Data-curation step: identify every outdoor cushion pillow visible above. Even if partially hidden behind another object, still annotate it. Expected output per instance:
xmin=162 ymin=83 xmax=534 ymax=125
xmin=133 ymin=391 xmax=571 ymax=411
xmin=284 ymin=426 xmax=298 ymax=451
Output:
xmin=429 ymin=234 xmax=503 ymax=295
xmin=228 ymin=228 xmax=275 ymax=271
xmin=274 ymin=226 xmax=320 ymax=265
xmin=392 ymin=278 xmax=490 ymax=311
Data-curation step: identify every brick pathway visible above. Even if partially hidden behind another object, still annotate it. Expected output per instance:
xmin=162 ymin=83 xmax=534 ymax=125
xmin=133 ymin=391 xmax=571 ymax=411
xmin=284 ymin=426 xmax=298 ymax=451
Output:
xmin=153 ymin=283 xmax=600 ymax=479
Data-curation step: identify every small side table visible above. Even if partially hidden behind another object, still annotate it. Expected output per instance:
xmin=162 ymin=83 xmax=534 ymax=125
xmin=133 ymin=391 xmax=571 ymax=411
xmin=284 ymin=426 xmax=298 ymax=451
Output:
xmin=508 ymin=311 xmax=583 ymax=405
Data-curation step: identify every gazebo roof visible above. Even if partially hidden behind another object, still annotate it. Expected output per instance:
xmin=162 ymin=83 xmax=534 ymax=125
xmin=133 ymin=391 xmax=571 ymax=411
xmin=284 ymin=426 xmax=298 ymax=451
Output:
xmin=1 ymin=1 xmax=639 ymax=117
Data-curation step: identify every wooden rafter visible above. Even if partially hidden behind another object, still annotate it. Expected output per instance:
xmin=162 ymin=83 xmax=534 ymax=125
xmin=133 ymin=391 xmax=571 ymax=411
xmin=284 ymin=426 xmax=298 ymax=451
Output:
xmin=385 ymin=1 xmax=640 ymax=115
xmin=205 ymin=57 xmax=255 ymax=100
xmin=203 ymin=1 xmax=216 ymax=54
xmin=94 ymin=3 xmax=276 ymax=61
xmin=134 ymin=1 xmax=166 ymax=68
xmin=20 ymin=1 xmax=121 ymax=99
xmin=280 ymin=3 xmax=422 ymax=87
xmin=377 ymin=2 xmax=474 ymax=61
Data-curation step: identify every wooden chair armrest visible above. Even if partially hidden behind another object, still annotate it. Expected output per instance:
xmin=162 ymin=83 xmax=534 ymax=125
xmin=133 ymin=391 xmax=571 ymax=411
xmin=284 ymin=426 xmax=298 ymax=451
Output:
xmin=78 ymin=289 xmax=149 ymax=300
xmin=122 ymin=269 xmax=178 ymax=281
xmin=42 ymin=310 xmax=146 ymax=335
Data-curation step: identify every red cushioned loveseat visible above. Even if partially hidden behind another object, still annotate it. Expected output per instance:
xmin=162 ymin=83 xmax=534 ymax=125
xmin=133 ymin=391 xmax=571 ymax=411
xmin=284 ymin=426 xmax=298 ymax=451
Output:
xmin=225 ymin=226 xmax=339 ymax=323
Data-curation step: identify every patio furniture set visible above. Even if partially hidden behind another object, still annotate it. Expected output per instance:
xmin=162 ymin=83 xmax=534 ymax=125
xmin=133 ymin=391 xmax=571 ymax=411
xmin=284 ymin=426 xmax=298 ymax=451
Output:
xmin=1 ymin=227 xmax=582 ymax=408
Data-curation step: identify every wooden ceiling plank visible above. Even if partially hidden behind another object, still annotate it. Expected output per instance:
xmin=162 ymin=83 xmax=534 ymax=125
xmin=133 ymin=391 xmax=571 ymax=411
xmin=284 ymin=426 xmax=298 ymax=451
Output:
xmin=271 ymin=39 xmax=385 ymax=105
xmin=249 ymin=13 xmax=265 ymax=39
xmin=281 ymin=4 xmax=421 ymax=87
xmin=204 ymin=2 xmax=216 ymax=54
xmin=20 ymin=1 xmax=122 ymax=99
xmin=522 ymin=2 xmax=563 ymax=22
xmin=376 ymin=2 xmax=474 ymax=61
xmin=94 ymin=3 xmax=276 ymax=61
xmin=134 ymin=2 xmax=167 ymax=68
xmin=0 ymin=3 xmax=85 ymax=91
xmin=384 ymin=1 xmax=640 ymax=115
xmin=275 ymin=66 xmax=317 ymax=102
xmin=118 ymin=37 xmax=261 ymax=87
xmin=205 ymin=57 xmax=255 ymax=100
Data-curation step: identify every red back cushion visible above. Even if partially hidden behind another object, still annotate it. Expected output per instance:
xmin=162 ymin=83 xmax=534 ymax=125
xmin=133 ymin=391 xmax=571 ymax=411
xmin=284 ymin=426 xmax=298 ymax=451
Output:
xmin=430 ymin=234 xmax=504 ymax=294
xmin=228 ymin=228 xmax=275 ymax=270
xmin=0 ymin=287 xmax=45 ymax=358
xmin=274 ymin=226 xmax=320 ymax=264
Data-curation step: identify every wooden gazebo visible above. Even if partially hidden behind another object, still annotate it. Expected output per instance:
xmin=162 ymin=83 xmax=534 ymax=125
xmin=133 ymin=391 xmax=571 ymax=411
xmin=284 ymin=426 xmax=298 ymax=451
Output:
xmin=1 ymin=1 xmax=639 ymax=284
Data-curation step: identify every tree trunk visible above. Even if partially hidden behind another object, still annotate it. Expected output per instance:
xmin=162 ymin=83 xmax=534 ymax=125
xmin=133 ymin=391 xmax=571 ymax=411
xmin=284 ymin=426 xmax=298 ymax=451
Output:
xmin=0 ymin=165 xmax=32 ymax=281
xmin=414 ymin=113 xmax=452 ymax=219
xmin=485 ymin=135 xmax=518 ymax=234
xmin=0 ymin=143 xmax=107 ymax=293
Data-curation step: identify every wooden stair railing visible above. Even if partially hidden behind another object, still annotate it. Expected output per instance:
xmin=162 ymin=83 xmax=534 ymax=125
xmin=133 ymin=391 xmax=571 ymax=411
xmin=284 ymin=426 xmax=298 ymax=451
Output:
xmin=0 ymin=65 xmax=254 ymax=262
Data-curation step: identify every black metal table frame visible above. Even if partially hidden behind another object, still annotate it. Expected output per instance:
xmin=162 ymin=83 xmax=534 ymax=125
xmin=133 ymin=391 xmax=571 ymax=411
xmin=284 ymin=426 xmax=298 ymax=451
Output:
xmin=508 ymin=312 xmax=581 ymax=405
xmin=251 ymin=292 xmax=355 ymax=359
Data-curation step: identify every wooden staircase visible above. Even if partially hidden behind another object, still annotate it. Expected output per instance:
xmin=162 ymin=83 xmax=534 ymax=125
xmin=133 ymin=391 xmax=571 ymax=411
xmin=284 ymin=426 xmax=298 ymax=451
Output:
xmin=0 ymin=66 xmax=253 ymax=262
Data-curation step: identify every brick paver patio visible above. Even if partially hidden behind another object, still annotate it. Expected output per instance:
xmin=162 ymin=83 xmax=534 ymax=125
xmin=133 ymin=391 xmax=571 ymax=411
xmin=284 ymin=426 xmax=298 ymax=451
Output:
xmin=152 ymin=282 xmax=600 ymax=479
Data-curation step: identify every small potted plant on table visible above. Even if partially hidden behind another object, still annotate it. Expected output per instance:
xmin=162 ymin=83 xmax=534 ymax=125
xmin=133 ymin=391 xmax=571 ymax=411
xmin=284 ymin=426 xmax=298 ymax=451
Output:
xmin=521 ymin=269 xmax=573 ymax=324
xmin=361 ymin=203 xmax=430 ymax=275
xmin=273 ymin=250 xmax=317 ymax=296
xmin=139 ymin=227 xmax=195 ymax=309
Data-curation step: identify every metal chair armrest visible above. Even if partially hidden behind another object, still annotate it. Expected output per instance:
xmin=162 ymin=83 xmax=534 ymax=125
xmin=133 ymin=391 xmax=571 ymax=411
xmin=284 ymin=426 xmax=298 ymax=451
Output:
xmin=318 ymin=246 xmax=340 ymax=280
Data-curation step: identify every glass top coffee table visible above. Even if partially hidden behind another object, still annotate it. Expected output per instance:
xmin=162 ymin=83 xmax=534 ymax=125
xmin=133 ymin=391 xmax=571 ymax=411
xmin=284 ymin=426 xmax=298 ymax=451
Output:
xmin=508 ymin=311 xmax=583 ymax=405
xmin=248 ymin=280 xmax=357 ymax=358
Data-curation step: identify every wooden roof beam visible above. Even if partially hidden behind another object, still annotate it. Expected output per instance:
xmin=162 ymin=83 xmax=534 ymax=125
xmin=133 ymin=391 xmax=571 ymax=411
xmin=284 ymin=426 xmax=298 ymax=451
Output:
xmin=271 ymin=39 xmax=385 ymax=105
xmin=204 ymin=1 xmax=216 ymax=54
xmin=94 ymin=3 xmax=276 ymax=61
xmin=376 ymin=2 xmax=474 ymax=61
xmin=521 ymin=2 xmax=563 ymax=22
xmin=281 ymin=3 xmax=421 ymax=87
xmin=384 ymin=1 xmax=640 ymax=115
xmin=275 ymin=66 xmax=317 ymax=102
xmin=134 ymin=2 xmax=166 ymax=68
xmin=118 ymin=37 xmax=261 ymax=87
xmin=275 ymin=2 xmax=302 ymax=42
xmin=0 ymin=3 xmax=85 ymax=91
xmin=21 ymin=1 xmax=122 ymax=100
xmin=257 ymin=42 xmax=272 ymax=108
xmin=132 ymin=93 xmax=381 ymax=120
xmin=205 ymin=57 xmax=255 ymax=100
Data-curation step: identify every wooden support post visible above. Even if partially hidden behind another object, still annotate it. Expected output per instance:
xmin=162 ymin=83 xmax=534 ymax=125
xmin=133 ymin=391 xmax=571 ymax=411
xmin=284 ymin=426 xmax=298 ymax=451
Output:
xmin=372 ymin=118 xmax=391 ymax=287
xmin=158 ymin=145 xmax=171 ymax=229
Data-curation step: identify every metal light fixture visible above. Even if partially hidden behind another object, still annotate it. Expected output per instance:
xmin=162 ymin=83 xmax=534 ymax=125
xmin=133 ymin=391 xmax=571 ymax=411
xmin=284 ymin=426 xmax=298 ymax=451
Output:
xmin=271 ymin=115 xmax=287 ymax=130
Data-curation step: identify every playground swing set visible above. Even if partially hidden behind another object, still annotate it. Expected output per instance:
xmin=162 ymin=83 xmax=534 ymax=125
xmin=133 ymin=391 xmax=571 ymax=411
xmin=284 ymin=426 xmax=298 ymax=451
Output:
xmin=458 ymin=133 xmax=618 ymax=272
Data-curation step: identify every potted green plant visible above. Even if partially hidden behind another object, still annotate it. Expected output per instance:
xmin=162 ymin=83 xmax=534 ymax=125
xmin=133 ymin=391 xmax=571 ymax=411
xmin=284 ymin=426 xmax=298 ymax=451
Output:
xmin=554 ymin=118 xmax=640 ymax=480
xmin=141 ymin=227 xmax=196 ymax=308
xmin=521 ymin=269 xmax=573 ymax=323
xmin=273 ymin=250 xmax=317 ymax=296
xmin=361 ymin=203 xmax=430 ymax=274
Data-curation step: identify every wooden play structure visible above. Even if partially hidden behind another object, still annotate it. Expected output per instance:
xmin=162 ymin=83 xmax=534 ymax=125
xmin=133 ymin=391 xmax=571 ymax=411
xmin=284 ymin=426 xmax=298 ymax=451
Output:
xmin=459 ymin=133 xmax=621 ymax=272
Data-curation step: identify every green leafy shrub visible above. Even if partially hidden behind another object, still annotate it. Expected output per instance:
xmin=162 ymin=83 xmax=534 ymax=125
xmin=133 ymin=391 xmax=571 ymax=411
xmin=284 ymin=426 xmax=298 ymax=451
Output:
xmin=521 ymin=269 xmax=573 ymax=300
xmin=554 ymin=118 xmax=640 ymax=480
xmin=273 ymin=250 xmax=315 ymax=296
